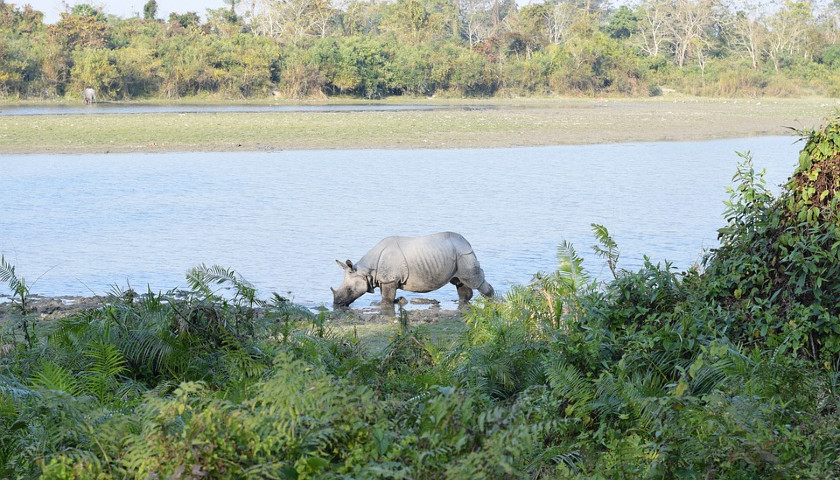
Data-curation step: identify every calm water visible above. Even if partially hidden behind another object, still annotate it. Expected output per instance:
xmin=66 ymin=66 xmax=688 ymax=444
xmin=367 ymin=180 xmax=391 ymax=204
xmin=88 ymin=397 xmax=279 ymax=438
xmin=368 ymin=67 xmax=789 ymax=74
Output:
xmin=1 ymin=137 xmax=800 ymax=308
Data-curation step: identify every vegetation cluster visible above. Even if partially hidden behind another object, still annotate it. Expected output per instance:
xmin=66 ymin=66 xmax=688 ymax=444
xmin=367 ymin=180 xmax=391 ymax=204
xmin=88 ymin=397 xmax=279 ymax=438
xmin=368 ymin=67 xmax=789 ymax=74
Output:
xmin=1 ymin=0 xmax=840 ymax=100
xmin=1 ymin=118 xmax=840 ymax=478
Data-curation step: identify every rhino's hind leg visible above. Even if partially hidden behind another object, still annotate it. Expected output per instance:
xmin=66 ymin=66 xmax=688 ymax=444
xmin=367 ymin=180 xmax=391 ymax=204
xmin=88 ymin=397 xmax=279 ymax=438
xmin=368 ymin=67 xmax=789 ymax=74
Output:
xmin=450 ymin=278 xmax=473 ymax=304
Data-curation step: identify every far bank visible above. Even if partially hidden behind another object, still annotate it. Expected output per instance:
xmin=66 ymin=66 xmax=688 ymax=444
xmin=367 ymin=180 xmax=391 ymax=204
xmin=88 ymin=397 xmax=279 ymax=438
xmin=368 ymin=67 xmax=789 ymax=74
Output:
xmin=2 ymin=97 xmax=837 ymax=154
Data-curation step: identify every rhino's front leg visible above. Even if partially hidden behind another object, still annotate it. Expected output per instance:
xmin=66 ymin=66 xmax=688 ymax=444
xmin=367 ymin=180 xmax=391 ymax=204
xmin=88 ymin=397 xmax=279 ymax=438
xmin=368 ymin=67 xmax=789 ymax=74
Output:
xmin=379 ymin=282 xmax=398 ymax=304
xmin=450 ymin=278 xmax=474 ymax=304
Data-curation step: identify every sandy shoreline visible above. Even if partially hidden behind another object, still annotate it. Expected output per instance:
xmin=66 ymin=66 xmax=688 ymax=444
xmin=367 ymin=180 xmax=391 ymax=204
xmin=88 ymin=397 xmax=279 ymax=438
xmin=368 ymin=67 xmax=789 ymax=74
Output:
xmin=3 ymin=97 xmax=838 ymax=154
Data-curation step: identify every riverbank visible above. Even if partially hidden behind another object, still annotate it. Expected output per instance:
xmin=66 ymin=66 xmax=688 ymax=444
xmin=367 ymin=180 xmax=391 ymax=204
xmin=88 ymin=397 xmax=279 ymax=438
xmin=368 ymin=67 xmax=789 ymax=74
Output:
xmin=2 ymin=96 xmax=837 ymax=154
xmin=0 ymin=294 xmax=464 ymax=353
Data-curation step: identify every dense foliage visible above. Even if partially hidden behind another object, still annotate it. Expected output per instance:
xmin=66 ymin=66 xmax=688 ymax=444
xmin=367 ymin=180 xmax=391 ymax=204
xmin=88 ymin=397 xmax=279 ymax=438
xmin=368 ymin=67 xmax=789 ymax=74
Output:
xmin=2 ymin=118 xmax=840 ymax=478
xmin=1 ymin=0 xmax=840 ymax=100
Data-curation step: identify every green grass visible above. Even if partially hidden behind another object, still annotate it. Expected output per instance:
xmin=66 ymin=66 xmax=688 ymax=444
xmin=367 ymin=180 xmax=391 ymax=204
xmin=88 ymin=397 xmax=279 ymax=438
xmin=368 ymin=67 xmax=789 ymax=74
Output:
xmin=2 ymin=97 xmax=835 ymax=153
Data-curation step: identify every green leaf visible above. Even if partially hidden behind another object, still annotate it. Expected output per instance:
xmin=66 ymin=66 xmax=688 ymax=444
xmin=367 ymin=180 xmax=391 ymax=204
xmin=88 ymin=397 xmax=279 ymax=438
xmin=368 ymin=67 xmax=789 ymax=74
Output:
xmin=674 ymin=379 xmax=689 ymax=397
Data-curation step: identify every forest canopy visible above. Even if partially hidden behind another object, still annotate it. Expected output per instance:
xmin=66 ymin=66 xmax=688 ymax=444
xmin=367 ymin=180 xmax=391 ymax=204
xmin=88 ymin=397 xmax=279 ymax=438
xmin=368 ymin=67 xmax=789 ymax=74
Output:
xmin=1 ymin=0 xmax=839 ymax=99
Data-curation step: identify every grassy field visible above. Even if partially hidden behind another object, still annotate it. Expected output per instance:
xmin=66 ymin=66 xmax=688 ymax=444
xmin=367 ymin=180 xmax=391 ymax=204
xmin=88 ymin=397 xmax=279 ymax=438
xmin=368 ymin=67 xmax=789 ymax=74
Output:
xmin=2 ymin=96 xmax=837 ymax=153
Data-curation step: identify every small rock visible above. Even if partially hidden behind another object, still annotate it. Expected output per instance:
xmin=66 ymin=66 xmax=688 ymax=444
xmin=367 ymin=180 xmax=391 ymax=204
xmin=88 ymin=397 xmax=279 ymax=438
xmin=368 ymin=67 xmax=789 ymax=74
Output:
xmin=410 ymin=298 xmax=440 ymax=305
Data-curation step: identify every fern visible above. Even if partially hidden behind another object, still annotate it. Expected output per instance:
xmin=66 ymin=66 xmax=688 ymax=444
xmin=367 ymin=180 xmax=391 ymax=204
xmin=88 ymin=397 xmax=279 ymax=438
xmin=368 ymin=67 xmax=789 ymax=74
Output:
xmin=29 ymin=361 xmax=83 ymax=397
xmin=187 ymin=264 xmax=263 ymax=307
xmin=592 ymin=223 xmax=621 ymax=279
xmin=556 ymin=240 xmax=589 ymax=291
xmin=219 ymin=331 xmax=268 ymax=380
xmin=83 ymin=341 xmax=127 ymax=405
xmin=545 ymin=360 xmax=595 ymax=419
xmin=0 ymin=255 xmax=34 ymax=346
xmin=0 ymin=255 xmax=29 ymax=310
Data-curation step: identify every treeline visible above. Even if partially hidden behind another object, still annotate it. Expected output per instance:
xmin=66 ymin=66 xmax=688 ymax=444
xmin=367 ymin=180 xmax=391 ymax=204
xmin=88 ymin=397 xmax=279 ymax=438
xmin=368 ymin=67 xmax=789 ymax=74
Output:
xmin=1 ymin=0 xmax=840 ymax=100
xmin=2 ymin=119 xmax=840 ymax=478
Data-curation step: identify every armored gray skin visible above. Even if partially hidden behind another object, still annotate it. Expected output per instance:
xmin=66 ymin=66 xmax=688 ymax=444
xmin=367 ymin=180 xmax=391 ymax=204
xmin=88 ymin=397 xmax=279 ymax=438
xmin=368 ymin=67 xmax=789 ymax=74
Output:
xmin=332 ymin=232 xmax=494 ymax=308
xmin=83 ymin=88 xmax=96 ymax=104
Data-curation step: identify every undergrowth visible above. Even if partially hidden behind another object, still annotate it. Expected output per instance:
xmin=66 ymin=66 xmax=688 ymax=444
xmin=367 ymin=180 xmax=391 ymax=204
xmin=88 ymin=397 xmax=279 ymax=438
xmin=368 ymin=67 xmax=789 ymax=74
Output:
xmin=2 ymin=117 xmax=840 ymax=478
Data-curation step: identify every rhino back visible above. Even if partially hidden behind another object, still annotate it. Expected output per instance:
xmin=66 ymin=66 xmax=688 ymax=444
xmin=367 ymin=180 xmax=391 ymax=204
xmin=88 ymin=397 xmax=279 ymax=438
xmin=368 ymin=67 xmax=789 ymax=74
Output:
xmin=396 ymin=233 xmax=466 ymax=291
xmin=356 ymin=233 xmax=476 ymax=292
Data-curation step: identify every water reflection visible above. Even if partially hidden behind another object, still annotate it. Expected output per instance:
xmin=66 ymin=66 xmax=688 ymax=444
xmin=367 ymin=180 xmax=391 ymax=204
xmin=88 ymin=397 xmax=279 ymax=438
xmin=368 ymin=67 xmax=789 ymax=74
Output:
xmin=0 ymin=137 xmax=799 ymax=308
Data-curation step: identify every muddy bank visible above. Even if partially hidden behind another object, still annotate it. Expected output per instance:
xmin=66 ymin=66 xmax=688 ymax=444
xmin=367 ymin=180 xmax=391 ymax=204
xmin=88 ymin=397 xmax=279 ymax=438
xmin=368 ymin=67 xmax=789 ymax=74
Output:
xmin=0 ymin=295 xmax=105 ymax=322
xmin=0 ymin=294 xmax=463 ymax=326
xmin=327 ymin=298 xmax=466 ymax=326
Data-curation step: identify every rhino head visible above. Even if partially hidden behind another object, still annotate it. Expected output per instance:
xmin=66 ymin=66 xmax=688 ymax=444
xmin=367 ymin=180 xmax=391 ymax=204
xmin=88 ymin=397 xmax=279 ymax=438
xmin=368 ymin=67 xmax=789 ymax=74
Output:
xmin=331 ymin=259 xmax=373 ymax=307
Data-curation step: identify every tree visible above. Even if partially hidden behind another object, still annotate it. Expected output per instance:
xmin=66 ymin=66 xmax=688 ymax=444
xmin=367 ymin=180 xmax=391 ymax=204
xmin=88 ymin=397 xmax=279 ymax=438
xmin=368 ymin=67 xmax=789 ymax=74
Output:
xmin=0 ymin=2 xmax=45 ymax=33
xmin=71 ymin=3 xmax=105 ymax=20
xmin=605 ymin=5 xmax=638 ymax=39
xmin=461 ymin=0 xmax=495 ymax=49
xmin=48 ymin=8 xmax=109 ymax=50
xmin=503 ymin=3 xmax=552 ymax=56
xmin=763 ymin=0 xmax=816 ymax=70
xmin=168 ymin=11 xmax=201 ymax=29
xmin=666 ymin=0 xmax=718 ymax=67
xmin=225 ymin=0 xmax=240 ymax=16
xmin=334 ymin=0 xmax=384 ymax=36
xmin=725 ymin=3 xmax=766 ymax=70
xmin=548 ymin=3 xmax=584 ymax=45
xmin=633 ymin=0 xmax=669 ymax=57
xmin=816 ymin=0 xmax=840 ymax=44
xmin=70 ymin=47 xmax=119 ymax=98
xmin=380 ymin=0 xmax=458 ymax=44
xmin=253 ymin=0 xmax=336 ymax=44
xmin=143 ymin=0 xmax=158 ymax=20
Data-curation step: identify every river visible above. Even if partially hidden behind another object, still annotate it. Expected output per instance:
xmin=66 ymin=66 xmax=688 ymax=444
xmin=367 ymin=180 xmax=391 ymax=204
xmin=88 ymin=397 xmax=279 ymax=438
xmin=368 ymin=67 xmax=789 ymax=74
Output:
xmin=0 ymin=136 xmax=800 ymax=308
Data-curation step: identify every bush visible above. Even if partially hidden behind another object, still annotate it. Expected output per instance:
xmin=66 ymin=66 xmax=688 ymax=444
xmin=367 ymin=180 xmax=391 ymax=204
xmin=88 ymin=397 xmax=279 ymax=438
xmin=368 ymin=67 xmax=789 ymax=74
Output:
xmin=4 ymin=121 xmax=840 ymax=478
xmin=703 ymin=118 xmax=840 ymax=364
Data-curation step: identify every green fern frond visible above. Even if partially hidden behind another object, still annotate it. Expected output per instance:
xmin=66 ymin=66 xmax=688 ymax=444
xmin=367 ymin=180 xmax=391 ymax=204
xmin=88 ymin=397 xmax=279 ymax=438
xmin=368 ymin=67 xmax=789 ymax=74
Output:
xmin=545 ymin=360 xmax=596 ymax=420
xmin=85 ymin=342 xmax=127 ymax=379
xmin=0 ymin=374 xmax=41 ymax=403
xmin=592 ymin=223 xmax=620 ymax=279
xmin=186 ymin=263 xmax=232 ymax=299
xmin=552 ymin=450 xmax=584 ymax=473
xmin=269 ymin=294 xmax=315 ymax=321
xmin=123 ymin=326 xmax=187 ymax=376
xmin=30 ymin=361 xmax=83 ymax=397
xmin=555 ymin=241 xmax=592 ymax=302
xmin=186 ymin=264 xmax=263 ymax=307
xmin=0 ymin=255 xmax=27 ymax=298
xmin=219 ymin=332 xmax=267 ymax=380
xmin=0 ymin=255 xmax=30 ymax=317
xmin=557 ymin=241 xmax=588 ymax=287
xmin=83 ymin=342 xmax=128 ymax=404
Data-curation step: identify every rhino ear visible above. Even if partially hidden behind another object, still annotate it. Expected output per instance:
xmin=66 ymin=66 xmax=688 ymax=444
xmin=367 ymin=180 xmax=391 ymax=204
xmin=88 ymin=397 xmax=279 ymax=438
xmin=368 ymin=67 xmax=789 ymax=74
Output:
xmin=345 ymin=259 xmax=355 ymax=271
xmin=336 ymin=259 xmax=349 ymax=270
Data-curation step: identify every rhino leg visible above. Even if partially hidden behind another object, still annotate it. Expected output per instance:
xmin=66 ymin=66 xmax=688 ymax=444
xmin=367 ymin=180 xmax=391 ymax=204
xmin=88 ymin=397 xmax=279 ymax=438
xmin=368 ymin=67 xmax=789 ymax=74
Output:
xmin=450 ymin=278 xmax=473 ymax=304
xmin=380 ymin=282 xmax=398 ymax=304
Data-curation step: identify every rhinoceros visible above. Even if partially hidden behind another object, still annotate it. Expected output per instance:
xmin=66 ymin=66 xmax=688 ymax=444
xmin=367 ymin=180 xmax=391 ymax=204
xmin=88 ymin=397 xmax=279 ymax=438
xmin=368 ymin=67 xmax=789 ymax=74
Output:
xmin=332 ymin=232 xmax=494 ymax=307
xmin=83 ymin=88 xmax=96 ymax=104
